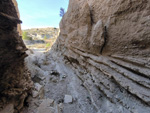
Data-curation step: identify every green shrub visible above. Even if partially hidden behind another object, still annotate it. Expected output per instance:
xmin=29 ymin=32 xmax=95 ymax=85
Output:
xmin=45 ymin=43 xmax=51 ymax=48
xmin=44 ymin=35 xmax=47 ymax=40
xmin=22 ymin=32 xmax=32 ymax=40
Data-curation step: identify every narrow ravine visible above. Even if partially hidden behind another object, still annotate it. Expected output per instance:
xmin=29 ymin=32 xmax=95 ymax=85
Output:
xmin=23 ymin=49 xmax=97 ymax=113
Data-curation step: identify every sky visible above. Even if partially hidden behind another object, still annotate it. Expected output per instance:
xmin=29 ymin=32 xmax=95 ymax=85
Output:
xmin=16 ymin=0 xmax=69 ymax=29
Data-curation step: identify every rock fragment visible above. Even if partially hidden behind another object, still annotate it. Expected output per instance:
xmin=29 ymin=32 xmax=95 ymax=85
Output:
xmin=32 ymin=83 xmax=43 ymax=98
xmin=37 ymin=98 xmax=54 ymax=113
xmin=64 ymin=95 xmax=73 ymax=104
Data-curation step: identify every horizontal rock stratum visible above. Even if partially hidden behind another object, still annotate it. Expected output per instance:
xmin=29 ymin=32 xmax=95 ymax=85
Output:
xmin=51 ymin=0 xmax=150 ymax=112
xmin=0 ymin=0 xmax=150 ymax=113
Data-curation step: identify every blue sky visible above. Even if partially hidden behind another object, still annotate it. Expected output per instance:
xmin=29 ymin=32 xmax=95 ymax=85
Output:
xmin=16 ymin=0 xmax=69 ymax=29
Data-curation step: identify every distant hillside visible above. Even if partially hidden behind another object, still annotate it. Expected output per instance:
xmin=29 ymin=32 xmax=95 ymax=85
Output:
xmin=23 ymin=27 xmax=60 ymax=40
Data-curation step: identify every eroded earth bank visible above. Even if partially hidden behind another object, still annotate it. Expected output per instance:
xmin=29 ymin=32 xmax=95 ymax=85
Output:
xmin=1 ymin=0 xmax=150 ymax=113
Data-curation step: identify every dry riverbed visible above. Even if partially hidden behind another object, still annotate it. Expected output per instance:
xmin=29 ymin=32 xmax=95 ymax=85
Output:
xmin=23 ymin=49 xmax=97 ymax=113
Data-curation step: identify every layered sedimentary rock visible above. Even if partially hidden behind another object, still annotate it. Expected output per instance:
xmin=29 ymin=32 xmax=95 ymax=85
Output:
xmin=0 ymin=0 xmax=32 ymax=112
xmin=52 ymin=0 xmax=150 ymax=112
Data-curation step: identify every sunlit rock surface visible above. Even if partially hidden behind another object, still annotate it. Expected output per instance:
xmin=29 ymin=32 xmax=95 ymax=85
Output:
xmin=1 ymin=0 xmax=150 ymax=112
xmin=51 ymin=0 xmax=150 ymax=112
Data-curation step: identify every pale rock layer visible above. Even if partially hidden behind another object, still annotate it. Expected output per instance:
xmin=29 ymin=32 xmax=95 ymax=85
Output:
xmin=52 ymin=0 xmax=150 ymax=112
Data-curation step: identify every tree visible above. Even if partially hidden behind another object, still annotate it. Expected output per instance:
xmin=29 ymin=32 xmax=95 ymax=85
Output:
xmin=45 ymin=43 xmax=51 ymax=48
xmin=22 ymin=32 xmax=28 ymax=40
xmin=22 ymin=31 xmax=32 ymax=40
xmin=59 ymin=8 xmax=65 ymax=17
xmin=44 ymin=35 xmax=47 ymax=40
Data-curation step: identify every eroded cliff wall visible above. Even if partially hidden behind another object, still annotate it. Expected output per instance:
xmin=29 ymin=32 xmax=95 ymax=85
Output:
xmin=0 ymin=0 xmax=32 ymax=112
xmin=52 ymin=0 xmax=150 ymax=112
xmin=12 ymin=0 xmax=22 ymax=36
